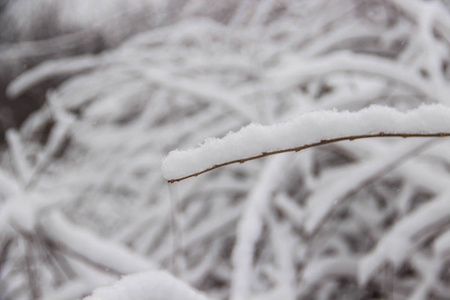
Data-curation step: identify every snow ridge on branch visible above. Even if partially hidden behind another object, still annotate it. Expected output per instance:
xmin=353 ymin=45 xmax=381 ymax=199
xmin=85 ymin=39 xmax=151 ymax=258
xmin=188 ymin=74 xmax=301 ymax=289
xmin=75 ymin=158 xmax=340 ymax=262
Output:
xmin=162 ymin=105 xmax=450 ymax=182
xmin=83 ymin=270 xmax=211 ymax=300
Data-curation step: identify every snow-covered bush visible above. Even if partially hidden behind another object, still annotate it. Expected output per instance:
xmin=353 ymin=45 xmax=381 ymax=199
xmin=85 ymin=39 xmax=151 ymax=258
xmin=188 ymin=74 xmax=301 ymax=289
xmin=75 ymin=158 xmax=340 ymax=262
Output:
xmin=2 ymin=0 xmax=450 ymax=299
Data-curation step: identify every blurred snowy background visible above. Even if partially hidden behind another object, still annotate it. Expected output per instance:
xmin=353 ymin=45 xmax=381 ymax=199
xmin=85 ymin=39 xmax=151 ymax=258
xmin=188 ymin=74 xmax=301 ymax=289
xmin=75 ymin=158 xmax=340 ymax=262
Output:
xmin=2 ymin=0 xmax=450 ymax=299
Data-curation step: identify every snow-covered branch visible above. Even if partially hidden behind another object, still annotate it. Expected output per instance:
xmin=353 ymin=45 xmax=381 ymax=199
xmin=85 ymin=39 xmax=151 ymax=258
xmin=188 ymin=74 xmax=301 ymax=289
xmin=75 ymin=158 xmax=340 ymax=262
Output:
xmin=162 ymin=105 xmax=450 ymax=182
xmin=83 ymin=270 xmax=211 ymax=300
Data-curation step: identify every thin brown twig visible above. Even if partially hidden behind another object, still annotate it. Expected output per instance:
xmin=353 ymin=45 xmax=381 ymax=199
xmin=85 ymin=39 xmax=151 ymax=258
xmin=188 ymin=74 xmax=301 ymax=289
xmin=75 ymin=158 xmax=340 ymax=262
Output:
xmin=167 ymin=132 xmax=450 ymax=183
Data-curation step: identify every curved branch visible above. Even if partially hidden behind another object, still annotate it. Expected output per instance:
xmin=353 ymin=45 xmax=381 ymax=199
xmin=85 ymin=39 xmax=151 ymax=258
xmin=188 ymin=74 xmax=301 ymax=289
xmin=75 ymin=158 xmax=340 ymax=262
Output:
xmin=167 ymin=132 xmax=450 ymax=183
xmin=162 ymin=105 xmax=450 ymax=183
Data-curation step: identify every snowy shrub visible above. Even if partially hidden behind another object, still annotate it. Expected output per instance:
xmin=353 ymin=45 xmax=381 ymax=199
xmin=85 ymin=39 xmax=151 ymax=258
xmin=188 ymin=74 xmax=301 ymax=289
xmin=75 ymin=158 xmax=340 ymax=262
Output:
xmin=2 ymin=0 xmax=450 ymax=299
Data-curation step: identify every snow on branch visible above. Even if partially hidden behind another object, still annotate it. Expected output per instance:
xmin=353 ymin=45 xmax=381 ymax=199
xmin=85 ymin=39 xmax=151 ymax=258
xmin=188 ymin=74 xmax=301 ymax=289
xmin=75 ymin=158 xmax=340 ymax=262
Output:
xmin=162 ymin=105 xmax=450 ymax=183
xmin=6 ymin=55 xmax=100 ymax=99
xmin=6 ymin=129 xmax=33 ymax=185
xmin=42 ymin=211 xmax=156 ymax=275
xmin=359 ymin=191 xmax=450 ymax=285
xmin=83 ymin=270 xmax=211 ymax=300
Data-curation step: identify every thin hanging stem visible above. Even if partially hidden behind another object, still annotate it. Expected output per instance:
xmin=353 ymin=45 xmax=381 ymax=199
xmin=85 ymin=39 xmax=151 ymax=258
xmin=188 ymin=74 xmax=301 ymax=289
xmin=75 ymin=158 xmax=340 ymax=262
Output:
xmin=168 ymin=183 xmax=183 ymax=277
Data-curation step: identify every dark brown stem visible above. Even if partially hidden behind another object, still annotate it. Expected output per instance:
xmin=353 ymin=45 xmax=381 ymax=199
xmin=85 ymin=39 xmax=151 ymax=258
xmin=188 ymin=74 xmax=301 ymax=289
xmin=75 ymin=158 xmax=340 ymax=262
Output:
xmin=167 ymin=132 xmax=450 ymax=183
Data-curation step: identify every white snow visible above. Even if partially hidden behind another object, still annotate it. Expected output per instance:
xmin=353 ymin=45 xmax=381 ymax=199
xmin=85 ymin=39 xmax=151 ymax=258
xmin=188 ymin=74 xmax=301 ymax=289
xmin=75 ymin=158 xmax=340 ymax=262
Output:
xmin=5 ymin=129 xmax=32 ymax=184
xmin=162 ymin=104 xmax=450 ymax=181
xmin=231 ymin=155 xmax=291 ymax=300
xmin=359 ymin=191 xmax=450 ymax=285
xmin=302 ymin=257 xmax=357 ymax=287
xmin=83 ymin=270 xmax=211 ymax=300
xmin=435 ymin=230 xmax=450 ymax=257
xmin=7 ymin=55 xmax=101 ymax=98
xmin=42 ymin=211 xmax=156 ymax=275
xmin=0 ymin=193 xmax=37 ymax=232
